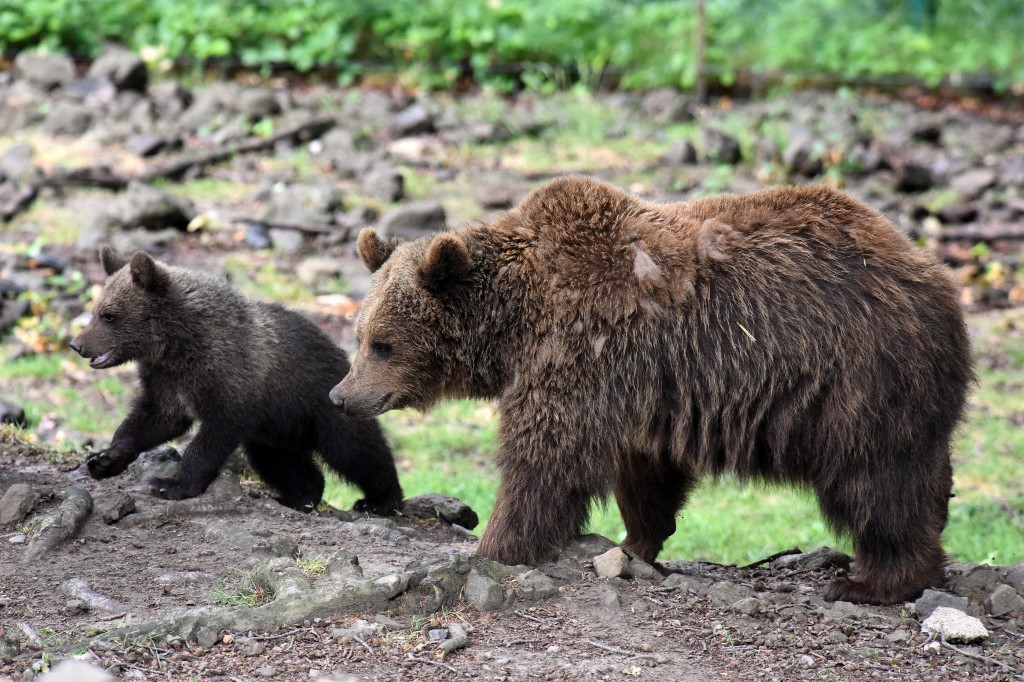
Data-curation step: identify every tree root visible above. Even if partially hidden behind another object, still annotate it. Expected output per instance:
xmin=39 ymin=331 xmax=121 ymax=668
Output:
xmin=61 ymin=578 xmax=142 ymax=617
xmin=21 ymin=487 xmax=92 ymax=563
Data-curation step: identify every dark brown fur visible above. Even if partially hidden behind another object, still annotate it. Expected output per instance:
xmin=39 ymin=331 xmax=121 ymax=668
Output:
xmin=330 ymin=177 xmax=973 ymax=604
xmin=71 ymin=247 xmax=402 ymax=513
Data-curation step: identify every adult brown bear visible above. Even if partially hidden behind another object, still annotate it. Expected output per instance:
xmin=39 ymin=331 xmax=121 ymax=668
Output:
xmin=330 ymin=177 xmax=973 ymax=604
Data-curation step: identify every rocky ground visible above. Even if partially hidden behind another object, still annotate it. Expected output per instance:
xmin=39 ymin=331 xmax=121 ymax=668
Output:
xmin=2 ymin=48 xmax=1024 ymax=680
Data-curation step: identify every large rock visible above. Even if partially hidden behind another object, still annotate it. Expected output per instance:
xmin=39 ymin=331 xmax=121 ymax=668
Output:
xmin=402 ymin=493 xmax=479 ymax=530
xmin=362 ymin=167 xmax=405 ymax=203
xmin=0 ymin=483 xmax=38 ymax=526
xmin=921 ymin=606 xmax=988 ymax=643
xmin=914 ymin=589 xmax=969 ymax=619
xmin=987 ymin=584 xmax=1024 ymax=617
xmin=699 ymin=127 xmax=742 ymax=165
xmin=393 ymin=103 xmax=435 ymax=136
xmin=640 ymin=88 xmax=694 ymax=124
xmin=14 ymin=51 xmax=75 ymax=90
xmin=465 ymin=569 xmax=504 ymax=611
xmin=593 ymin=547 xmax=631 ymax=579
xmin=378 ymin=201 xmax=446 ymax=240
xmin=946 ymin=564 xmax=1002 ymax=601
xmin=87 ymin=48 xmax=148 ymax=92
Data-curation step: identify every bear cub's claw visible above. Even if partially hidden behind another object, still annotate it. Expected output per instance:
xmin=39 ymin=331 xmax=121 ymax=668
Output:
xmin=86 ymin=449 xmax=133 ymax=479
xmin=353 ymin=497 xmax=403 ymax=516
xmin=149 ymin=476 xmax=194 ymax=501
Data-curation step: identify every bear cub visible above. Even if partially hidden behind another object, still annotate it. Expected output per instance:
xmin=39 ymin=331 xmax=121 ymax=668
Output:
xmin=70 ymin=247 xmax=402 ymax=513
xmin=330 ymin=177 xmax=972 ymax=605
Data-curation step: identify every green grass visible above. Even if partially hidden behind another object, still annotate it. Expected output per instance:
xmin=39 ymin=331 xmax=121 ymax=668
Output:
xmin=325 ymin=329 xmax=1024 ymax=566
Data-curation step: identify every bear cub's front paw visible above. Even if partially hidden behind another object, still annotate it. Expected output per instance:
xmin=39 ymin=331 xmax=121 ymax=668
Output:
xmin=87 ymin=449 xmax=133 ymax=479
xmin=149 ymin=476 xmax=195 ymax=500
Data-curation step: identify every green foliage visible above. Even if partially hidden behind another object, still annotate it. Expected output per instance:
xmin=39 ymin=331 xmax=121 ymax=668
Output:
xmin=2 ymin=0 xmax=1021 ymax=89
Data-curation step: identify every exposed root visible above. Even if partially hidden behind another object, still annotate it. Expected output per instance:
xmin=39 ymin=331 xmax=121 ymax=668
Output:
xmin=22 ymin=487 xmax=92 ymax=563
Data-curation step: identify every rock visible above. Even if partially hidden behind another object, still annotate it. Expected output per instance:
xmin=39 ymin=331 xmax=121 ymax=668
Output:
xmin=0 ymin=400 xmax=26 ymax=428
xmin=936 ymin=201 xmax=979 ymax=224
xmin=42 ymin=102 xmax=94 ymax=137
xmin=731 ymin=597 xmax=762 ymax=616
xmin=237 ymin=88 xmax=281 ymax=121
xmin=1005 ymin=564 xmax=1024 ymax=593
xmin=427 ymin=627 xmax=448 ymax=641
xmin=379 ymin=201 xmax=446 ymax=240
xmin=149 ymin=81 xmax=193 ymax=120
xmin=465 ymin=570 xmax=504 ymax=611
xmin=109 ymin=227 xmax=183 ymax=255
xmin=783 ymin=126 xmax=823 ymax=177
xmin=101 ymin=181 xmax=196 ymax=231
xmin=254 ymin=666 xmax=277 ymax=678
xmin=268 ymin=228 xmax=307 ymax=255
xmin=885 ymin=628 xmax=912 ymax=643
xmin=662 ymin=138 xmax=698 ymax=166
xmin=87 ymin=48 xmax=148 ymax=92
xmin=921 ymin=606 xmax=989 ymax=643
xmin=262 ymin=181 xmax=344 ymax=226
xmin=476 ymin=185 xmax=516 ymax=209
xmin=40 ymin=659 xmax=113 ymax=682
xmin=295 ymin=256 xmax=346 ymax=289
xmin=100 ymin=493 xmax=136 ymax=524
xmin=629 ymin=557 xmax=662 ymax=582
xmin=14 ymin=51 xmax=75 ymax=90
xmin=393 ymin=103 xmax=435 ymax=136
xmin=0 ymin=144 xmax=39 ymax=184
xmin=234 ymin=635 xmax=265 ymax=656
xmin=914 ymin=589 xmax=969 ymax=619
xmin=0 ymin=299 xmax=31 ymax=335
xmin=0 ymin=483 xmax=38 ymax=526
xmin=706 ymin=581 xmax=753 ymax=606
xmin=0 ymin=628 xmax=19 ymax=660
xmin=946 ymin=565 xmax=1002 ymax=601
xmin=330 ymin=619 xmax=381 ymax=640
xmin=826 ymin=601 xmax=866 ymax=619
xmin=699 ymin=128 xmax=742 ymax=165
xmin=949 ymin=168 xmax=997 ymax=201
xmin=516 ymin=569 xmax=558 ymax=600
xmin=402 ymin=493 xmax=479 ymax=529
xmin=177 ymin=84 xmax=236 ymax=131
xmin=640 ymin=88 xmax=694 ymax=124
xmin=593 ymin=547 xmax=631 ymax=579
xmin=772 ymin=546 xmax=852 ymax=571
xmin=987 ymin=584 xmax=1024 ymax=617
xmin=593 ymin=582 xmax=622 ymax=610
xmin=895 ymin=160 xmax=935 ymax=192
xmin=662 ymin=572 xmax=713 ymax=593
xmin=362 ymin=167 xmax=405 ymax=203
xmin=798 ymin=654 xmax=815 ymax=668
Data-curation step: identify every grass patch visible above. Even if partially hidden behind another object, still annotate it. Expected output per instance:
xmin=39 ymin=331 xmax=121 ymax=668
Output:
xmin=211 ymin=568 xmax=268 ymax=607
xmin=223 ymin=254 xmax=312 ymax=303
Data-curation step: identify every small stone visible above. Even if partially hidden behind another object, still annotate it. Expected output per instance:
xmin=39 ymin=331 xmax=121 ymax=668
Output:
xmin=88 ymin=48 xmax=148 ymax=92
xmin=921 ymin=606 xmax=989 ymax=643
xmin=885 ymin=628 xmax=912 ymax=643
xmin=661 ymin=138 xmax=698 ymax=166
xmin=296 ymin=256 xmax=347 ymax=289
xmin=594 ymin=583 xmax=621 ymax=610
xmin=731 ymin=597 xmax=762 ymax=616
xmin=987 ymin=584 xmax=1024 ymax=617
xmin=101 ymin=493 xmax=136 ymax=524
xmin=914 ymin=589 xmax=969 ymax=619
xmin=362 ymin=167 xmax=405 ymax=203
xmin=661 ymin=572 xmax=712 ymax=593
xmin=699 ymin=127 xmax=742 ymax=164
xmin=195 ymin=626 xmax=220 ymax=649
xmin=827 ymin=630 xmax=848 ymax=644
xmin=799 ymin=654 xmax=815 ymax=668
xmin=0 ymin=483 xmax=38 ymax=526
xmin=949 ymin=168 xmax=998 ymax=201
xmin=1005 ymin=564 xmax=1024 ymax=593
xmin=126 ymin=134 xmax=173 ymax=157
xmin=393 ymin=103 xmax=435 ymax=136
xmin=895 ymin=160 xmax=935 ymax=193
xmin=629 ymin=557 xmax=662 ymax=582
xmin=234 ymin=635 xmax=265 ymax=656
xmin=593 ymin=547 xmax=631 ymax=579
xmin=516 ymin=569 xmax=558 ymax=601
xmin=237 ymin=88 xmax=281 ymax=121
xmin=374 ymin=614 xmax=403 ymax=629
xmin=268 ymin=228 xmax=307 ymax=255
xmin=640 ymin=88 xmax=694 ymax=124
xmin=43 ymin=102 xmax=94 ymax=137
xmin=828 ymin=601 xmax=866 ymax=619
xmin=8 ymin=534 xmax=26 ymax=544
xmin=705 ymin=581 xmax=753 ymax=606
xmin=465 ymin=569 xmax=504 ymax=611
xmin=255 ymin=666 xmax=277 ymax=678
xmin=427 ymin=628 xmax=448 ymax=641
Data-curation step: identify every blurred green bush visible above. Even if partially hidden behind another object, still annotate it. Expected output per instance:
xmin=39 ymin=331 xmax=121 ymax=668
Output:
xmin=1 ymin=0 xmax=1021 ymax=89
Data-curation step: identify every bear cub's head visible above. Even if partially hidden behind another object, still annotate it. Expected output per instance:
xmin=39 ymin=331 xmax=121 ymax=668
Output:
xmin=70 ymin=246 xmax=170 ymax=369
xmin=329 ymin=228 xmax=472 ymax=418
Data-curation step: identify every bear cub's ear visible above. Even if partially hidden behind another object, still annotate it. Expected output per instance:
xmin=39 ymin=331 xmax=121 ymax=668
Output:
xmin=129 ymin=251 xmax=168 ymax=292
xmin=99 ymin=246 xmax=128 ymax=275
xmin=419 ymin=233 xmax=471 ymax=292
xmin=357 ymin=228 xmax=397 ymax=273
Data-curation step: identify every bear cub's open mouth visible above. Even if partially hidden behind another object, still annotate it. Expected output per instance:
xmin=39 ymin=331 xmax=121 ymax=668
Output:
xmin=89 ymin=350 xmax=113 ymax=368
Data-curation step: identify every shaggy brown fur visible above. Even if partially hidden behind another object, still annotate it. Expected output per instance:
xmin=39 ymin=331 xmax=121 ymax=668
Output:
xmin=331 ymin=177 xmax=973 ymax=604
xmin=70 ymin=247 xmax=402 ymax=513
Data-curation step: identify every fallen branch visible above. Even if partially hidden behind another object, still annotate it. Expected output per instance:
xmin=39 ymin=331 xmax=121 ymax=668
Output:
xmin=939 ymin=635 xmax=1018 ymax=674
xmin=229 ymin=215 xmax=341 ymax=235
xmin=407 ymin=654 xmax=458 ymax=673
xmin=21 ymin=487 xmax=92 ymax=563
xmin=742 ymin=547 xmax=802 ymax=569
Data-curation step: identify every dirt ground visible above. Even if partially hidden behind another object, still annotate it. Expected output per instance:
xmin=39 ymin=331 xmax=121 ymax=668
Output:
xmin=2 ymin=424 xmax=1023 ymax=682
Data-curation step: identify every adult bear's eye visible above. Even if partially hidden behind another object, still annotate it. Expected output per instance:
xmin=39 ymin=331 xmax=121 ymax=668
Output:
xmin=100 ymin=313 xmax=115 ymax=324
xmin=371 ymin=341 xmax=392 ymax=359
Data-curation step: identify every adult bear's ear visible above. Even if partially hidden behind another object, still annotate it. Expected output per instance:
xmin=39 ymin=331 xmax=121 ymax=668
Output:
xmin=129 ymin=251 xmax=168 ymax=293
xmin=357 ymin=228 xmax=398 ymax=273
xmin=99 ymin=246 xmax=128 ymax=275
xmin=419 ymin=233 xmax=471 ymax=292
